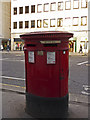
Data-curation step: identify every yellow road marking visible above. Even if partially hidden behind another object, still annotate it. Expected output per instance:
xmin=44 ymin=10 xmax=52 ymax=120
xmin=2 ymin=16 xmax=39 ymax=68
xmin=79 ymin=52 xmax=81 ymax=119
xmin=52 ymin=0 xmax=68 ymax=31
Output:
xmin=0 ymin=83 xmax=26 ymax=89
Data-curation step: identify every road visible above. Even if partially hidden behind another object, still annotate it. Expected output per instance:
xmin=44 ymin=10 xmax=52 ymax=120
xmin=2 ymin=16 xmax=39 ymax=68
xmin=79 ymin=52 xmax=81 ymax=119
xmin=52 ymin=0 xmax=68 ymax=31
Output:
xmin=0 ymin=52 xmax=89 ymax=95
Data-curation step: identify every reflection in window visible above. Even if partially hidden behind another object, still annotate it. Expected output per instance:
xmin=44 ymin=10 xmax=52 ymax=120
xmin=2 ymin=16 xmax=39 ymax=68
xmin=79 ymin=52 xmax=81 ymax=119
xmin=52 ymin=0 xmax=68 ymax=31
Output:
xmin=50 ymin=2 xmax=56 ymax=11
xmin=25 ymin=21 xmax=29 ymax=28
xmin=31 ymin=5 xmax=35 ymax=13
xmin=43 ymin=19 xmax=48 ymax=28
xmin=19 ymin=7 xmax=23 ymax=14
xmin=19 ymin=21 xmax=23 ymax=29
xmin=81 ymin=0 xmax=87 ymax=8
xmin=81 ymin=16 xmax=87 ymax=26
xmin=37 ymin=4 xmax=42 ymax=13
xmin=58 ymin=2 xmax=63 ymax=11
xmin=73 ymin=0 xmax=79 ymax=9
xmin=25 ymin=6 xmax=29 ymax=13
xmin=31 ymin=20 xmax=35 ymax=28
xmin=13 ymin=22 xmax=17 ymax=29
xmin=44 ymin=3 xmax=49 ymax=12
xmin=73 ymin=17 xmax=79 ymax=26
xmin=65 ymin=1 xmax=71 ymax=10
xmin=13 ymin=7 xmax=17 ymax=15
xmin=50 ymin=19 xmax=56 ymax=27
xmin=37 ymin=20 xmax=42 ymax=28
xmin=64 ymin=17 xmax=71 ymax=26
xmin=57 ymin=18 xmax=63 ymax=27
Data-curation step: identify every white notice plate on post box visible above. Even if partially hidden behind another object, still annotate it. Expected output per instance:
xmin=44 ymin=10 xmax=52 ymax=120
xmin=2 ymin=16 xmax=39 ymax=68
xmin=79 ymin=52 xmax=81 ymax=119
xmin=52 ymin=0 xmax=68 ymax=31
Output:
xmin=47 ymin=52 xmax=55 ymax=64
xmin=28 ymin=51 xmax=34 ymax=63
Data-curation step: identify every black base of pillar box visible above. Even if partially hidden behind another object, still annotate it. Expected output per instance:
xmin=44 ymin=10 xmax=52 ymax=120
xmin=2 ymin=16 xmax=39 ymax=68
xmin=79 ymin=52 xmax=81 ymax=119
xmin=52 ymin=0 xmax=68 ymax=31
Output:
xmin=25 ymin=93 xmax=69 ymax=118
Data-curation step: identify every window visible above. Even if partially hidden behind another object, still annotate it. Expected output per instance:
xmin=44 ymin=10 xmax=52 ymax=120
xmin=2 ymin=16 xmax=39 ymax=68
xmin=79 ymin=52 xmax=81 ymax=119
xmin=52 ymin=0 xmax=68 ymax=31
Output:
xmin=44 ymin=3 xmax=49 ymax=12
xmin=37 ymin=4 xmax=42 ymax=13
xmin=64 ymin=17 xmax=71 ymax=26
xmin=50 ymin=2 xmax=56 ymax=11
xmin=65 ymin=0 xmax=71 ymax=10
xmin=25 ymin=21 xmax=29 ymax=28
xmin=43 ymin=19 xmax=48 ymax=28
xmin=58 ymin=2 xmax=63 ymax=11
xmin=31 ymin=20 xmax=35 ymax=28
xmin=57 ymin=18 xmax=63 ymax=27
xmin=13 ymin=22 xmax=17 ymax=29
xmin=13 ymin=7 xmax=17 ymax=15
xmin=81 ymin=0 xmax=87 ymax=8
xmin=31 ymin=5 xmax=35 ymax=13
xmin=50 ymin=19 xmax=56 ymax=27
xmin=73 ymin=17 xmax=79 ymax=26
xmin=73 ymin=0 xmax=79 ymax=9
xmin=19 ymin=7 xmax=23 ymax=14
xmin=37 ymin=20 xmax=42 ymax=28
xmin=25 ymin=6 xmax=29 ymax=13
xmin=81 ymin=16 xmax=87 ymax=26
xmin=19 ymin=21 xmax=23 ymax=29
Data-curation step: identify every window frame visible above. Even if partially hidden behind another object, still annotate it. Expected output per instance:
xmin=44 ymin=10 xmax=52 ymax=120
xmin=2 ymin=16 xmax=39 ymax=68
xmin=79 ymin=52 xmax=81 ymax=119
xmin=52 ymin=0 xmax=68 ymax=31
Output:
xmin=44 ymin=3 xmax=49 ymax=12
xmin=50 ymin=2 xmax=56 ymax=11
xmin=25 ymin=6 xmax=29 ymax=14
xmin=25 ymin=21 xmax=29 ymax=28
xmin=65 ymin=0 xmax=71 ymax=10
xmin=13 ymin=7 xmax=17 ymax=15
xmin=43 ymin=19 xmax=48 ymax=28
xmin=73 ymin=17 xmax=79 ymax=26
xmin=37 ymin=4 xmax=42 ymax=13
xmin=81 ymin=0 xmax=87 ymax=8
xmin=19 ymin=21 xmax=23 ymax=29
xmin=58 ymin=1 xmax=63 ymax=11
xmin=50 ymin=19 xmax=56 ymax=27
xmin=19 ymin=7 xmax=23 ymax=14
xmin=81 ymin=16 xmax=87 ymax=26
xmin=31 ymin=20 xmax=35 ymax=28
xmin=57 ymin=18 xmax=63 ymax=27
xmin=64 ymin=17 xmax=71 ymax=27
xmin=37 ymin=20 xmax=42 ymax=28
xmin=73 ymin=0 xmax=79 ymax=9
xmin=13 ymin=22 xmax=17 ymax=29
xmin=31 ymin=5 xmax=35 ymax=13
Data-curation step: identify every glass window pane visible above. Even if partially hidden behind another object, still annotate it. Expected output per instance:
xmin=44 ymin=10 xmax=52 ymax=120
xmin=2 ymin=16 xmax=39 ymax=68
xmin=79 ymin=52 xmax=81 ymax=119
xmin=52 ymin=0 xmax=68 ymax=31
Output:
xmin=81 ymin=16 xmax=87 ymax=26
xmin=31 ymin=20 xmax=35 ymax=28
xmin=31 ymin=5 xmax=35 ymax=13
xmin=25 ymin=6 xmax=29 ymax=13
xmin=25 ymin=21 xmax=29 ymax=28
xmin=44 ymin=3 xmax=49 ymax=12
xmin=14 ymin=7 xmax=17 ymax=15
xmin=19 ymin=21 xmax=23 ymax=28
xmin=81 ymin=0 xmax=87 ymax=8
xmin=51 ymin=2 xmax=56 ymax=11
xmin=73 ymin=0 xmax=79 ymax=9
xmin=19 ymin=7 xmax=23 ymax=14
xmin=37 ymin=20 xmax=42 ymax=28
xmin=65 ymin=1 xmax=71 ymax=10
xmin=13 ymin=22 xmax=17 ymax=29
xmin=57 ymin=18 xmax=63 ymax=27
xmin=37 ymin=4 xmax=42 ymax=13
xmin=43 ymin=19 xmax=48 ymax=28
xmin=58 ymin=2 xmax=63 ymax=11
xmin=50 ymin=19 xmax=56 ymax=27
xmin=73 ymin=17 xmax=79 ymax=26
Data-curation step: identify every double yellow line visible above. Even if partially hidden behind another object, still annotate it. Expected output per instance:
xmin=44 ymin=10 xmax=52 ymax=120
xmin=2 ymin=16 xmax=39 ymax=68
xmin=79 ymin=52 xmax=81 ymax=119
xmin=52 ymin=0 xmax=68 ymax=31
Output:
xmin=0 ymin=83 xmax=26 ymax=89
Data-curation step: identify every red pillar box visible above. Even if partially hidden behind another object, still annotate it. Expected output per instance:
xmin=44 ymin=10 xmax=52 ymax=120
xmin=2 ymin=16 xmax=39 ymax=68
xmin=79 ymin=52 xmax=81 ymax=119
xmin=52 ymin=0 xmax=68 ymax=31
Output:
xmin=20 ymin=31 xmax=73 ymax=118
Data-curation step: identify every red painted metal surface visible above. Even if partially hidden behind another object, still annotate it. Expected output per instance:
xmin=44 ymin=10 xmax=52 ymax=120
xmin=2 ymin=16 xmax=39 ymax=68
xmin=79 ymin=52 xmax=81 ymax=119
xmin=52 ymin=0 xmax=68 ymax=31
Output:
xmin=20 ymin=31 xmax=73 ymax=98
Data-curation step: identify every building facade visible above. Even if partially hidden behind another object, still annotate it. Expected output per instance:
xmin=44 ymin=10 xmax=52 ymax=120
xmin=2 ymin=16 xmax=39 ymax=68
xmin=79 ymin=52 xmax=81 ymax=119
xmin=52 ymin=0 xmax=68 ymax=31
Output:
xmin=0 ymin=1 xmax=11 ymax=50
xmin=11 ymin=0 xmax=88 ymax=52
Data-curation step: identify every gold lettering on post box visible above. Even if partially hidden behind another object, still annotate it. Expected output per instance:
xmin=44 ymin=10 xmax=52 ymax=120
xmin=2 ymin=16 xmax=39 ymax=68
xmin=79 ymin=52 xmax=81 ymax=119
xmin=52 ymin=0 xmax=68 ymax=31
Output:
xmin=40 ymin=41 xmax=61 ymax=44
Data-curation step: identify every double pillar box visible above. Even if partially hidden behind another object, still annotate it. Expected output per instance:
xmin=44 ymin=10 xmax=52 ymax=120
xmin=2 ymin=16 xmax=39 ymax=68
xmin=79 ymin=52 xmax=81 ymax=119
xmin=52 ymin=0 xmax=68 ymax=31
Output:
xmin=20 ymin=31 xmax=73 ymax=118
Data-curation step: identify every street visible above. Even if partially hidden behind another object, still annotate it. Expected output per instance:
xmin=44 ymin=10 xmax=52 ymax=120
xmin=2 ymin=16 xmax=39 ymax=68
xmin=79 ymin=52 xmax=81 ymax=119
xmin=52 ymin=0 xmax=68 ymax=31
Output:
xmin=1 ymin=52 xmax=88 ymax=95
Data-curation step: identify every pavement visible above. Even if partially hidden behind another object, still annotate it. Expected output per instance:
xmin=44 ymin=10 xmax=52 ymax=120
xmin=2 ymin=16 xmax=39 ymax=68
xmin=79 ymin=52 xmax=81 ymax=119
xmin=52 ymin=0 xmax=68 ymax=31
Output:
xmin=0 ymin=83 xmax=89 ymax=119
